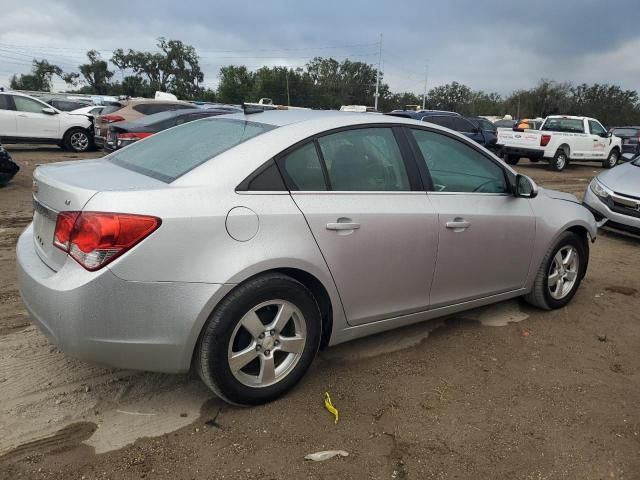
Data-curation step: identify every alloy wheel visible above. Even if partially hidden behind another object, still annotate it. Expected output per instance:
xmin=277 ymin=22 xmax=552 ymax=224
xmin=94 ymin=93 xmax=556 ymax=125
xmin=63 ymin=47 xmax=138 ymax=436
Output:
xmin=70 ymin=132 xmax=89 ymax=151
xmin=548 ymin=246 xmax=579 ymax=300
xmin=227 ymin=300 xmax=306 ymax=388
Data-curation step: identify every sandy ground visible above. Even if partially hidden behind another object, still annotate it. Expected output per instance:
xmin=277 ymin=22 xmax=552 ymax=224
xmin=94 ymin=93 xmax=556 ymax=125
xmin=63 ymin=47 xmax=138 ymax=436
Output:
xmin=0 ymin=146 xmax=639 ymax=479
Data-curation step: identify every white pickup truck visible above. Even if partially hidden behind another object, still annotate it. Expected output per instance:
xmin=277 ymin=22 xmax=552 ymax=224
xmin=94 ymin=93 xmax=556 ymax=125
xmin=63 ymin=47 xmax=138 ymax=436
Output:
xmin=497 ymin=115 xmax=622 ymax=171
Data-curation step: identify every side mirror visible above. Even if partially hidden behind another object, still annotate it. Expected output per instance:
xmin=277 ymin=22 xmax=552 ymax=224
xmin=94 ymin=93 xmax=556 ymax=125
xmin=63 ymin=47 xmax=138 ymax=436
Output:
xmin=515 ymin=174 xmax=538 ymax=198
xmin=607 ymin=131 xmax=612 ymax=138
xmin=42 ymin=107 xmax=57 ymax=115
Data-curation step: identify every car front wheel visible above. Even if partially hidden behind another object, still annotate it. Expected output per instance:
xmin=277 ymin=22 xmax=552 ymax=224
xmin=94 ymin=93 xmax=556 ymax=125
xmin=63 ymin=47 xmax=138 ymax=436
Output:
xmin=63 ymin=128 xmax=92 ymax=153
xmin=602 ymin=149 xmax=619 ymax=169
xmin=196 ymin=273 xmax=321 ymax=405
xmin=524 ymin=231 xmax=587 ymax=310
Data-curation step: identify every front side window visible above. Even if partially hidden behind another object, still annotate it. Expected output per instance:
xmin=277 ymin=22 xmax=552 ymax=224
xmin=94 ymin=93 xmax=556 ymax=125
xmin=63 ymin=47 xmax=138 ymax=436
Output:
xmin=279 ymin=142 xmax=327 ymax=191
xmin=109 ymin=118 xmax=275 ymax=182
xmin=451 ymin=117 xmax=475 ymax=133
xmin=0 ymin=95 xmax=12 ymax=110
xmin=14 ymin=96 xmax=47 ymax=114
xmin=411 ymin=129 xmax=508 ymax=194
xmin=589 ymin=120 xmax=607 ymax=136
xmin=318 ymin=128 xmax=410 ymax=191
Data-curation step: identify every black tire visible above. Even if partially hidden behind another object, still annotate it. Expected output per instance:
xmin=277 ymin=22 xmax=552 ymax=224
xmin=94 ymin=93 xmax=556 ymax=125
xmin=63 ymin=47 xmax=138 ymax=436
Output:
xmin=602 ymin=148 xmax=619 ymax=169
xmin=529 ymin=158 xmax=540 ymax=163
xmin=550 ymin=149 xmax=569 ymax=171
xmin=505 ymin=155 xmax=520 ymax=165
xmin=523 ymin=231 xmax=587 ymax=310
xmin=196 ymin=273 xmax=322 ymax=405
xmin=63 ymin=128 xmax=92 ymax=153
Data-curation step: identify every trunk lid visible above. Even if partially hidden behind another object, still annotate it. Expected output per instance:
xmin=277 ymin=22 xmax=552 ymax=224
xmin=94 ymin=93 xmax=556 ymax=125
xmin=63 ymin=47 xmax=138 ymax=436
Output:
xmin=32 ymin=158 xmax=166 ymax=271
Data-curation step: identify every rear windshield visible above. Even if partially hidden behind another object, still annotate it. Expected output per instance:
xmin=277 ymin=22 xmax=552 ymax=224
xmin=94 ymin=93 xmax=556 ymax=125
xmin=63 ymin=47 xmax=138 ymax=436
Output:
xmin=612 ymin=128 xmax=639 ymax=136
xmin=108 ymin=118 xmax=275 ymax=182
xmin=542 ymin=118 xmax=584 ymax=133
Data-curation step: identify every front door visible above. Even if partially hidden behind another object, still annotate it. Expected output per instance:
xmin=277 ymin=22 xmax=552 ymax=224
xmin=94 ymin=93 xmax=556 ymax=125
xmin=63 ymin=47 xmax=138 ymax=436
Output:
xmin=408 ymin=128 xmax=535 ymax=307
xmin=12 ymin=95 xmax=59 ymax=139
xmin=588 ymin=119 xmax=609 ymax=160
xmin=277 ymin=127 xmax=439 ymax=326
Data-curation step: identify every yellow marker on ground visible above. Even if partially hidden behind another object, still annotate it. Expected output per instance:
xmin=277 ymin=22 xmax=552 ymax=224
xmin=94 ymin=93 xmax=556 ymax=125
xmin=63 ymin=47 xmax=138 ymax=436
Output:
xmin=324 ymin=392 xmax=339 ymax=424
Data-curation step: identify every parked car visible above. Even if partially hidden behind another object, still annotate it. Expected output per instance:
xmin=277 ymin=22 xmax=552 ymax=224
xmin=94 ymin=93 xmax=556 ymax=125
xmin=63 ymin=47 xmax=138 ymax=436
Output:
xmin=494 ymin=119 xmax=517 ymax=129
xmin=609 ymin=127 xmax=640 ymax=158
xmin=497 ymin=115 xmax=622 ymax=171
xmin=583 ymin=156 xmax=640 ymax=235
xmin=70 ymin=105 xmax=121 ymax=118
xmin=93 ymin=99 xmax=194 ymax=149
xmin=386 ymin=109 xmax=460 ymax=120
xmin=18 ymin=110 xmax=597 ymax=405
xmin=0 ymin=139 xmax=19 ymax=187
xmin=0 ymin=92 xmax=94 ymax=152
xmin=103 ymin=108 xmax=234 ymax=151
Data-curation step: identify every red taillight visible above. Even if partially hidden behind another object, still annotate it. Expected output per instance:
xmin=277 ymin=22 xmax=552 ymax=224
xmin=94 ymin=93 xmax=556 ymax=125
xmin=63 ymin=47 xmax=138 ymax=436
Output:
xmin=117 ymin=132 xmax=153 ymax=140
xmin=101 ymin=114 xmax=125 ymax=124
xmin=540 ymin=134 xmax=552 ymax=147
xmin=53 ymin=211 xmax=80 ymax=251
xmin=53 ymin=212 xmax=161 ymax=271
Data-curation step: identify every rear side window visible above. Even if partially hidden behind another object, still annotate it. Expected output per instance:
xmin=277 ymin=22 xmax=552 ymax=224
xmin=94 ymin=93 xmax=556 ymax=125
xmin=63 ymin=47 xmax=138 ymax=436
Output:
xmin=318 ymin=128 xmax=410 ymax=191
xmin=411 ymin=129 xmax=508 ymax=194
xmin=0 ymin=95 xmax=12 ymax=110
xmin=109 ymin=118 xmax=275 ymax=182
xmin=451 ymin=117 xmax=475 ymax=132
xmin=425 ymin=116 xmax=455 ymax=129
xmin=542 ymin=118 xmax=584 ymax=133
xmin=278 ymin=142 xmax=327 ymax=191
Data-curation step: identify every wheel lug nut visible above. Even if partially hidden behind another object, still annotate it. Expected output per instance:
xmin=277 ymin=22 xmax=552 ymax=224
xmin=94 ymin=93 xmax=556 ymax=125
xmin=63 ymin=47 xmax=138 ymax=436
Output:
xmin=264 ymin=350 xmax=271 ymax=356
xmin=258 ymin=333 xmax=265 ymax=339
xmin=270 ymin=330 xmax=276 ymax=336
xmin=256 ymin=345 xmax=261 ymax=351
xmin=274 ymin=340 xmax=280 ymax=346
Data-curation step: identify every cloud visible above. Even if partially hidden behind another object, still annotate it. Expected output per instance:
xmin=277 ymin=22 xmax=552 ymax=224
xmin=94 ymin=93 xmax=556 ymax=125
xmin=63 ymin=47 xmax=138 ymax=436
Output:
xmin=0 ymin=0 xmax=638 ymax=96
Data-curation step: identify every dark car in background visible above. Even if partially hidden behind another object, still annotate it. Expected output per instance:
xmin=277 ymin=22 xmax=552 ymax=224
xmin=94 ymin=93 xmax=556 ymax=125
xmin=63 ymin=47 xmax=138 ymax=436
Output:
xmin=41 ymin=97 xmax=92 ymax=112
xmin=0 ymin=139 xmax=19 ymax=187
xmin=94 ymin=99 xmax=194 ymax=149
xmin=610 ymin=127 xmax=640 ymax=158
xmin=103 ymin=108 xmax=233 ymax=151
xmin=494 ymin=118 xmax=517 ymax=129
xmin=466 ymin=116 xmax=498 ymax=152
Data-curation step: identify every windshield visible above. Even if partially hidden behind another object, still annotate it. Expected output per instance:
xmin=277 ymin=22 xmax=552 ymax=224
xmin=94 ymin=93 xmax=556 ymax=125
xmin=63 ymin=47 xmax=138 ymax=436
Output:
xmin=108 ymin=118 xmax=275 ymax=182
xmin=542 ymin=118 xmax=584 ymax=133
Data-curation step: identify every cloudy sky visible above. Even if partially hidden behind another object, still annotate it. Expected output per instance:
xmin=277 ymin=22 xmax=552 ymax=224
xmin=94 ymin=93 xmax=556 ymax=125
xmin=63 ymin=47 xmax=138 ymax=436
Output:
xmin=1 ymin=0 xmax=639 ymax=98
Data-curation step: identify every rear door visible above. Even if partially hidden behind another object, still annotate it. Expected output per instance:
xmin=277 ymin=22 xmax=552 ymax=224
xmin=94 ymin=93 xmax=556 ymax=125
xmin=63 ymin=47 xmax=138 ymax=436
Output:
xmin=277 ymin=126 xmax=439 ymax=326
xmin=0 ymin=94 xmax=17 ymax=138
xmin=13 ymin=95 xmax=60 ymax=139
xmin=407 ymin=127 xmax=535 ymax=307
xmin=587 ymin=120 xmax=608 ymax=159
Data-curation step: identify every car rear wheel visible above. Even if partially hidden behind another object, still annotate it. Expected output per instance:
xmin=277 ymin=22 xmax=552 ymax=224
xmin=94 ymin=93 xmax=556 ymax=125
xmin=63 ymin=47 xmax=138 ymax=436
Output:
xmin=602 ymin=149 xmax=619 ymax=169
xmin=196 ymin=273 xmax=321 ymax=405
xmin=550 ymin=150 xmax=568 ymax=171
xmin=63 ymin=128 xmax=92 ymax=153
xmin=505 ymin=155 xmax=520 ymax=165
xmin=523 ymin=231 xmax=587 ymax=310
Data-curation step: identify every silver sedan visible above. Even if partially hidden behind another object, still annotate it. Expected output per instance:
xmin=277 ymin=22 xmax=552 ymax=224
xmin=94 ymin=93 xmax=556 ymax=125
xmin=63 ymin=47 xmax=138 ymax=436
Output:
xmin=17 ymin=110 xmax=597 ymax=405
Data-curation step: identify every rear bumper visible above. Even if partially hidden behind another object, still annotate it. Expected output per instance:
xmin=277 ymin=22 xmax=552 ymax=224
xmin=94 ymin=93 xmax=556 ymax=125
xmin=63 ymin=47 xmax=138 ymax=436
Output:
xmin=583 ymin=188 xmax=640 ymax=232
xmin=501 ymin=146 xmax=545 ymax=159
xmin=16 ymin=224 xmax=230 ymax=373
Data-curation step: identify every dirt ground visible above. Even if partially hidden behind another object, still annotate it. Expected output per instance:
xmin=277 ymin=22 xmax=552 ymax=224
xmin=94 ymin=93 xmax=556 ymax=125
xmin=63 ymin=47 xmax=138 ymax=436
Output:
xmin=0 ymin=146 xmax=639 ymax=479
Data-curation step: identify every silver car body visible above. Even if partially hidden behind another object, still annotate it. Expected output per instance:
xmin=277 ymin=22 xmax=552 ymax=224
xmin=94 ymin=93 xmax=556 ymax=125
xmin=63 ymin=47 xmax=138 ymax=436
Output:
xmin=17 ymin=110 xmax=597 ymax=373
xmin=583 ymin=158 xmax=640 ymax=232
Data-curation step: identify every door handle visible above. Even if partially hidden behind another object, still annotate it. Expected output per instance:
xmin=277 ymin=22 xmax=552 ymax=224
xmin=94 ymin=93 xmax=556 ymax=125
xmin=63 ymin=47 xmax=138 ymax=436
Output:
xmin=593 ymin=139 xmax=598 ymax=141
xmin=445 ymin=219 xmax=470 ymax=230
xmin=17 ymin=114 xmax=28 ymax=117
xmin=326 ymin=222 xmax=360 ymax=231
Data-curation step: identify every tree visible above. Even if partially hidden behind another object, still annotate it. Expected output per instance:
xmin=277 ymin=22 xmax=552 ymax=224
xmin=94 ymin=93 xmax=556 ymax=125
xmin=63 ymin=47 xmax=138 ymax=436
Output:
xmin=10 ymin=59 xmax=65 ymax=91
xmin=112 ymin=38 xmax=203 ymax=99
xmin=379 ymin=92 xmax=422 ymax=111
xmin=427 ymin=82 xmax=474 ymax=113
xmin=217 ymin=66 xmax=255 ymax=104
xmin=77 ymin=50 xmax=114 ymax=95
xmin=570 ymin=83 xmax=639 ymax=127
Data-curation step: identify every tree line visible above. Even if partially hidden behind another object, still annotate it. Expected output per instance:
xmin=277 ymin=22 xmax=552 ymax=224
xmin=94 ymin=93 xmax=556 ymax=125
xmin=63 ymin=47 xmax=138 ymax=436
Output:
xmin=9 ymin=38 xmax=640 ymax=126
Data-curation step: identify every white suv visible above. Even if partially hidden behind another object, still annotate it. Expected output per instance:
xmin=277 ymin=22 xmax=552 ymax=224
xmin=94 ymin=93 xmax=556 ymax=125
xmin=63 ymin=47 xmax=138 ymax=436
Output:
xmin=0 ymin=92 xmax=94 ymax=152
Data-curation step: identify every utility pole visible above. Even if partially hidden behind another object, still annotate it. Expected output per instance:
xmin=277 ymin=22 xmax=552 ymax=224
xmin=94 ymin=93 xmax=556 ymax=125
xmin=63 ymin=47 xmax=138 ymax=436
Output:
xmin=422 ymin=64 xmax=429 ymax=110
xmin=374 ymin=34 xmax=382 ymax=111
xmin=286 ymin=69 xmax=290 ymax=107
